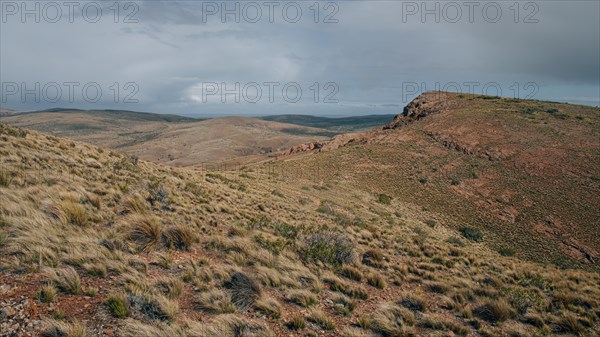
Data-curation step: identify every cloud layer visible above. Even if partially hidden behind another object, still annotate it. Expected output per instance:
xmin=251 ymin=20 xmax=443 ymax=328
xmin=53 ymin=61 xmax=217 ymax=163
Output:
xmin=1 ymin=0 xmax=598 ymax=116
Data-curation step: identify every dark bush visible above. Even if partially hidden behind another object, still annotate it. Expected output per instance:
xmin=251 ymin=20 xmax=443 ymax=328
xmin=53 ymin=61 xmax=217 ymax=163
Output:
xmin=378 ymin=194 xmax=392 ymax=205
xmin=460 ymin=227 xmax=483 ymax=241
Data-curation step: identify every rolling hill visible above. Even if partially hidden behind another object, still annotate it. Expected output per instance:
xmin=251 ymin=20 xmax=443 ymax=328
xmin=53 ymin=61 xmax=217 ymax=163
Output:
xmin=0 ymin=109 xmax=333 ymax=166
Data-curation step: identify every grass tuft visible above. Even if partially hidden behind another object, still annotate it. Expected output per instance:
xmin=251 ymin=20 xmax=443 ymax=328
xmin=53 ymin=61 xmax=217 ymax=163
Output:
xmin=225 ymin=271 xmax=262 ymax=310
xmin=106 ymin=293 xmax=129 ymax=318
xmin=45 ymin=267 xmax=82 ymax=295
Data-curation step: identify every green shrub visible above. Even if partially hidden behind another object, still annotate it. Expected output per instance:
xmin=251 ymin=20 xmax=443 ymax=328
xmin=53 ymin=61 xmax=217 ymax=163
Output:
xmin=378 ymin=194 xmax=393 ymax=205
xmin=0 ymin=167 xmax=14 ymax=187
xmin=299 ymin=231 xmax=356 ymax=266
xmin=460 ymin=227 xmax=483 ymax=241
xmin=499 ymin=247 xmax=515 ymax=256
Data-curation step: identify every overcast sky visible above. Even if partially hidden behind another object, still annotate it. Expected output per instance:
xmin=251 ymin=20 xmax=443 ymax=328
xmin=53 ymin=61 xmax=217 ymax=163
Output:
xmin=1 ymin=0 xmax=598 ymax=117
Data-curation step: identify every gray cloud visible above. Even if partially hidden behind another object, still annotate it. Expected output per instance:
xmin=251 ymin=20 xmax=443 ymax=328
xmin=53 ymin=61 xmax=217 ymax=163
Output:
xmin=1 ymin=0 xmax=598 ymax=116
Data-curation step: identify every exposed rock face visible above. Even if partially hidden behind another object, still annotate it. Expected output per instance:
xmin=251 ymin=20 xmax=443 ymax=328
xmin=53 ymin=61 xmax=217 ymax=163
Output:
xmin=285 ymin=142 xmax=324 ymax=155
xmin=278 ymin=92 xmax=450 ymax=158
xmin=384 ymin=92 xmax=455 ymax=129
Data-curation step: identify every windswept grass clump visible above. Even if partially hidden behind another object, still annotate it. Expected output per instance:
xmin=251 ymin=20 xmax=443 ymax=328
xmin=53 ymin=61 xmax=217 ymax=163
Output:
xmin=126 ymin=214 xmax=162 ymax=251
xmin=225 ymin=271 xmax=262 ymax=310
xmin=254 ymin=297 xmax=282 ymax=319
xmin=308 ymin=308 xmax=335 ymax=330
xmin=287 ymin=289 xmax=318 ymax=307
xmin=0 ymin=167 xmax=14 ymax=187
xmin=370 ymin=303 xmax=415 ymax=337
xmin=162 ymin=225 xmax=194 ymax=251
xmin=106 ymin=293 xmax=129 ymax=318
xmin=37 ymin=284 xmax=58 ymax=303
xmin=41 ymin=319 xmax=86 ymax=337
xmin=195 ymin=289 xmax=236 ymax=314
xmin=473 ymin=299 xmax=514 ymax=323
xmin=45 ymin=266 xmax=82 ymax=295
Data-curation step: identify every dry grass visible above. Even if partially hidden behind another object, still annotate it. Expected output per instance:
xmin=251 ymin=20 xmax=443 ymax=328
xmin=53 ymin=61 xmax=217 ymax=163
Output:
xmin=106 ymin=293 xmax=129 ymax=318
xmin=254 ymin=297 xmax=282 ymax=319
xmin=367 ymin=272 xmax=387 ymax=289
xmin=125 ymin=214 xmax=162 ymax=251
xmin=341 ymin=265 xmax=363 ymax=281
xmin=225 ymin=271 xmax=262 ymax=310
xmin=287 ymin=289 xmax=318 ymax=307
xmin=308 ymin=308 xmax=335 ymax=330
xmin=45 ymin=266 xmax=82 ymax=295
xmin=37 ymin=284 xmax=58 ymax=303
xmin=287 ymin=314 xmax=306 ymax=330
xmin=41 ymin=319 xmax=86 ymax=337
xmin=371 ymin=303 xmax=415 ymax=337
xmin=474 ymin=299 xmax=515 ymax=323
xmin=161 ymin=225 xmax=194 ymax=251
xmin=195 ymin=289 xmax=236 ymax=314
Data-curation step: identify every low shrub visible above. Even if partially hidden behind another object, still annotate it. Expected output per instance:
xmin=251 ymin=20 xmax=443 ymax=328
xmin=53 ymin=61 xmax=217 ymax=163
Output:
xmin=460 ymin=227 xmax=483 ymax=241
xmin=299 ymin=230 xmax=356 ymax=266
xmin=378 ymin=194 xmax=393 ymax=205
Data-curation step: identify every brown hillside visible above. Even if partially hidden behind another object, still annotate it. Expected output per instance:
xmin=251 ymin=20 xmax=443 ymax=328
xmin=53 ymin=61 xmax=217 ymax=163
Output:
xmin=275 ymin=92 xmax=600 ymax=267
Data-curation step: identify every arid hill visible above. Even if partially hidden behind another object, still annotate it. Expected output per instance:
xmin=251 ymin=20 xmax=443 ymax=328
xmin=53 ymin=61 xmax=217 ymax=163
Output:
xmin=275 ymin=92 xmax=600 ymax=268
xmin=0 ymin=94 xmax=599 ymax=336
xmin=0 ymin=109 xmax=333 ymax=166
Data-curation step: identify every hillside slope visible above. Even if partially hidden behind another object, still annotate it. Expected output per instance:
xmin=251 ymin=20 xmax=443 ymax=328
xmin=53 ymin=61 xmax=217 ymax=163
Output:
xmin=1 ymin=112 xmax=599 ymax=336
xmin=274 ymin=92 xmax=600 ymax=269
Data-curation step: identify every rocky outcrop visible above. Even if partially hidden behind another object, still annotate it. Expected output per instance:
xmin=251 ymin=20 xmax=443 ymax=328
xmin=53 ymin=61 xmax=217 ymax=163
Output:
xmin=277 ymin=92 xmax=455 ymax=159
xmin=384 ymin=92 xmax=455 ymax=130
